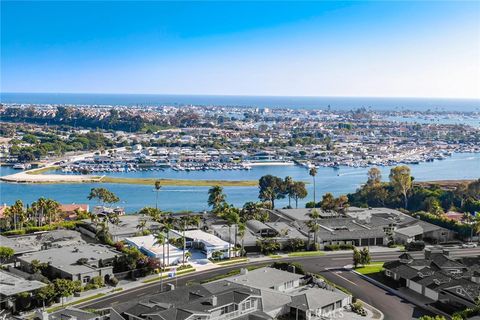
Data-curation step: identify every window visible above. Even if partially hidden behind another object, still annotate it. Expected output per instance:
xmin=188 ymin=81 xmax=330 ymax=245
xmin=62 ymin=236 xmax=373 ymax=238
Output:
xmin=220 ymin=305 xmax=229 ymax=315
xmin=83 ymin=276 xmax=91 ymax=283
xmin=284 ymin=280 xmax=295 ymax=289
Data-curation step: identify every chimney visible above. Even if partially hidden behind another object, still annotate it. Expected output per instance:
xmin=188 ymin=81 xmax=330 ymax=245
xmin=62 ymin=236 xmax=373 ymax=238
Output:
xmin=167 ymin=283 xmax=175 ymax=291
xmin=240 ymin=268 xmax=248 ymax=275
xmin=210 ymin=295 xmax=218 ymax=306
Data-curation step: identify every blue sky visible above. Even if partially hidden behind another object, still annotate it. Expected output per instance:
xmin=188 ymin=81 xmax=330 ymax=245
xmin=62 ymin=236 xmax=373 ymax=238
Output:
xmin=1 ymin=1 xmax=479 ymax=98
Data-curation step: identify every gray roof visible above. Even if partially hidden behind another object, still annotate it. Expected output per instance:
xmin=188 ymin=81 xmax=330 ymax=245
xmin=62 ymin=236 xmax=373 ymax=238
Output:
xmin=0 ymin=269 xmax=46 ymax=296
xmin=18 ymin=243 xmax=120 ymax=276
xmin=0 ymin=230 xmax=85 ymax=254
xmin=82 ymin=214 xmax=163 ymax=240
xmin=395 ymin=225 xmax=424 ymax=237
xmin=49 ymin=307 xmax=99 ymax=320
xmin=246 ymin=220 xmax=271 ymax=233
xmin=289 ymin=287 xmax=348 ymax=311
xmin=275 ymin=208 xmax=336 ymax=221
xmin=222 ymin=267 xmax=303 ymax=290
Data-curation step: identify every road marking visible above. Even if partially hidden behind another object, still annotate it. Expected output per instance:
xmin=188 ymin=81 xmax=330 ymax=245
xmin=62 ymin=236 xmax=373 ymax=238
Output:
xmin=327 ymin=270 xmax=358 ymax=286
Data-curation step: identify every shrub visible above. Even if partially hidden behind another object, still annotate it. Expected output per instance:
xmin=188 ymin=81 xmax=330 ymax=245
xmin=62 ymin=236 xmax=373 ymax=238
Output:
xmin=324 ymin=244 xmax=355 ymax=251
xmin=107 ymin=276 xmax=119 ymax=287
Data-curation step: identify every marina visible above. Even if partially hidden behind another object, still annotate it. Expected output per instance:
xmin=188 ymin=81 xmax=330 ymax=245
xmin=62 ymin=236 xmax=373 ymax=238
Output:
xmin=1 ymin=152 xmax=478 ymax=212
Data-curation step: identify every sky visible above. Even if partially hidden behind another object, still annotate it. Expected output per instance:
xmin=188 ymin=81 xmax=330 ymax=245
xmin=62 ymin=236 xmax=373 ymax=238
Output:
xmin=1 ymin=1 xmax=479 ymax=98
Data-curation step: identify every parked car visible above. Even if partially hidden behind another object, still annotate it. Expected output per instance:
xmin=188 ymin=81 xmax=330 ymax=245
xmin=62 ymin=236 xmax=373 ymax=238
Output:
xmin=462 ymin=242 xmax=477 ymax=248
xmin=405 ymin=241 xmax=426 ymax=251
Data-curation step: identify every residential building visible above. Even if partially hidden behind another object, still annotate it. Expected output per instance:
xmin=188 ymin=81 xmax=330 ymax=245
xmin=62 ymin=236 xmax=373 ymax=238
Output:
xmin=124 ymin=234 xmax=184 ymax=265
xmin=384 ymin=249 xmax=480 ymax=310
xmin=16 ymin=244 xmax=121 ymax=284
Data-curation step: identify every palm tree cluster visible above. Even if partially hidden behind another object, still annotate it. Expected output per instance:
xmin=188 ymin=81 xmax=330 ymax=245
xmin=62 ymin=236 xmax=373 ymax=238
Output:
xmin=2 ymin=198 xmax=61 ymax=231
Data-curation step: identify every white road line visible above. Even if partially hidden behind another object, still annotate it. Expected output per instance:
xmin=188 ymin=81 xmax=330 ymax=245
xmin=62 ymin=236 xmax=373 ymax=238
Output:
xmin=327 ymin=270 xmax=358 ymax=286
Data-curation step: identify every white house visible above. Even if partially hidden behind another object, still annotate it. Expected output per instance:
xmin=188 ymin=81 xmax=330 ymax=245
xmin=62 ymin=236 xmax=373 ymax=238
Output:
xmin=124 ymin=235 xmax=184 ymax=266
xmin=173 ymin=229 xmax=231 ymax=259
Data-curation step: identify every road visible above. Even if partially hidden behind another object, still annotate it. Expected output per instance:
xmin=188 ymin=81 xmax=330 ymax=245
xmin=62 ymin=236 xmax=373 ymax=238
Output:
xmin=79 ymin=248 xmax=480 ymax=319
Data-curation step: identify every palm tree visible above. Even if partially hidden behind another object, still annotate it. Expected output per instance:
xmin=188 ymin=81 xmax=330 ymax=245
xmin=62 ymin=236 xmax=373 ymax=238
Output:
xmin=285 ymin=176 xmax=294 ymax=208
xmin=307 ymin=209 xmax=321 ymax=250
xmin=154 ymin=180 xmax=162 ymax=210
xmin=309 ymin=167 xmax=318 ymax=206
xmin=45 ymin=199 xmax=60 ymax=224
xmin=153 ymin=232 xmax=166 ymax=291
xmin=136 ymin=218 xmax=147 ymax=234
xmin=223 ymin=207 xmax=240 ymax=259
xmin=238 ymin=222 xmax=246 ymax=256
xmin=162 ymin=216 xmax=174 ymax=266
xmin=208 ymin=185 xmax=226 ymax=212
xmin=32 ymin=197 xmax=48 ymax=226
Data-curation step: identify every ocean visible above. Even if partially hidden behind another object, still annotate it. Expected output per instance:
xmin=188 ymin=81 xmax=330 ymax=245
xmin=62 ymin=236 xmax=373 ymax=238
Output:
xmin=1 ymin=92 xmax=479 ymax=112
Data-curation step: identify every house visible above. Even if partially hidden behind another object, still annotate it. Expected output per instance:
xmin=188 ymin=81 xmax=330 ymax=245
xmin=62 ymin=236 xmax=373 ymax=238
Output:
xmin=0 ymin=269 xmax=46 ymax=313
xmin=172 ymin=229 xmax=232 ymax=259
xmin=383 ymin=249 xmax=480 ymax=310
xmin=59 ymin=203 xmax=89 ymax=219
xmin=124 ymin=234 xmax=184 ymax=266
xmin=79 ymin=215 xmax=163 ymax=242
xmin=393 ymin=225 xmax=424 ymax=244
xmin=117 ymin=267 xmax=352 ymax=320
xmin=16 ymin=244 xmax=121 ymax=285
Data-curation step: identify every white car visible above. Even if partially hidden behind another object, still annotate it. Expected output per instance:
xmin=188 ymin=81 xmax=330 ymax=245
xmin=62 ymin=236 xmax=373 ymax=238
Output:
xmin=462 ymin=243 xmax=477 ymax=248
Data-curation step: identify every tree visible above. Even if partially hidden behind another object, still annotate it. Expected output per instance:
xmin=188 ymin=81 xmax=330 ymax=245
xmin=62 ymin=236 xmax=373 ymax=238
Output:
xmin=389 ymin=166 xmax=412 ymax=209
xmin=222 ymin=206 xmax=241 ymax=258
xmin=0 ymin=246 xmax=14 ymax=264
xmin=284 ymin=176 xmax=294 ymax=208
xmin=211 ymin=250 xmax=224 ymax=261
xmin=256 ymin=238 xmax=280 ymax=255
xmin=258 ymin=175 xmax=286 ymax=209
xmin=136 ymin=218 xmax=148 ymax=234
xmin=320 ymin=193 xmax=336 ymax=212
xmin=291 ymin=181 xmax=308 ymax=209
xmin=241 ymin=202 xmax=269 ymax=222
xmin=237 ymin=222 xmax=246 ymax=256
xmin=138 ymin=207 xmax=162 ymax=221
xmin=53 ymin=279 xmax=81 ymax=305
xmin=208 ymin=185 xmax=226 ymax=212
xmin=307 ymin=209 xmax=321 ymax=249
xmin=360 ymin=248 xmax=371 ymax=265
xmin=36 ymin=284 xmax=57 ymax=307
xmin=424 ymin=197 xmax=444 ymax=216
xmin=367 ymin=167 xmax=382 ymax=186
xmin=4 ymin=200 xmax=26 ymax=230
xmin=309 ymin=167 xmax=318 ymax=205
xmin=153 ymin=231 xmax=166 ymax=290
xmin=353 ymin=248 xmax=362 ymax=268
xmin=154 ymin=180 xmax=162 ymax=210
xmin=334 ymin=194 xmax=349 ymax=215
xmin=286 ymin=238 xmax=305 ymax=252
xmin=87 ymin=187 xmax=120 ymax=207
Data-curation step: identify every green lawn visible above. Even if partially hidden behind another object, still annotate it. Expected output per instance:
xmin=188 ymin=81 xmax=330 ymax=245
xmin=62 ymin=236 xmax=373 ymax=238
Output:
xmin=355 ymin=262 xmax=384 ymax=275
xmin=287 ymin=251 xmax=325 ymax=257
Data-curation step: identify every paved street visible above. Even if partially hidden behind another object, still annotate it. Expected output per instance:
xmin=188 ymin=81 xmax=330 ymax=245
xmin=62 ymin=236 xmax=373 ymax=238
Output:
xmin=79 ymin=248 xmax=480 ymax=319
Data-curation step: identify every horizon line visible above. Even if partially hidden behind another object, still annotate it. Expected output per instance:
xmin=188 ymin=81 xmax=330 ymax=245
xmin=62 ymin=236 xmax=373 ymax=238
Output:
xmin=1 ymin=91 xmax=479 ymax=101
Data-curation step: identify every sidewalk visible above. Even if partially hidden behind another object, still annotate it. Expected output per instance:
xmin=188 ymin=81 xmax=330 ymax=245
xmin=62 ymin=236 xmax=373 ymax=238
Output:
xmin=24 ymin=247 xmax=403 ymax=316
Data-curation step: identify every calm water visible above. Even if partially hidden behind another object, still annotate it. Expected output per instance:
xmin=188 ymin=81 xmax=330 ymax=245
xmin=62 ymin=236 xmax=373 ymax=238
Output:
xmin=1 ymin=153 xmax=479 ymax=212
xmin=1 ymin=92 xmax=479 ymax=112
